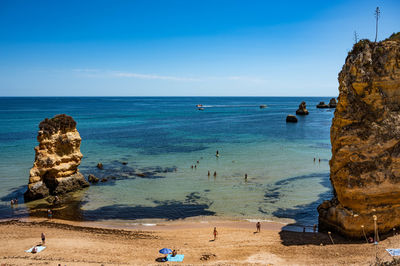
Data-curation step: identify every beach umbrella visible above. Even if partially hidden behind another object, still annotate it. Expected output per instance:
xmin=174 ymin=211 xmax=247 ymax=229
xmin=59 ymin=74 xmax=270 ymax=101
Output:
xmin=159 ymin=248 xmax=172 ymax=254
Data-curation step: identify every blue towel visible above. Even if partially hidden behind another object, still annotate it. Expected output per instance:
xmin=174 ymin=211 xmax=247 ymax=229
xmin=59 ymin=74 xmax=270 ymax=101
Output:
xmin=167 ymin=254 xmax=184 ymax=262
xmin=387 ymin=249 xmax=400 ymax=256
xmin=25 ymin=246 xmax=46 ymax=253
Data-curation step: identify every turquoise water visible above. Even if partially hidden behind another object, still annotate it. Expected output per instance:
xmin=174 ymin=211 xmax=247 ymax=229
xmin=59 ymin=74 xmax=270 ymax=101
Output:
xmin=0 ymin=97 xmax=334 ymax=227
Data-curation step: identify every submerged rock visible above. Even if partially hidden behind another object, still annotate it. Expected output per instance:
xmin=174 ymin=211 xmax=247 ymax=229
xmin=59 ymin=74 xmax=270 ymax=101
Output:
xmin=316 ymin=101 xmax=329 ymax=108
xmin=295 ymin=101 xmax=309 ymax=115
xmin=88 ymin=174 xmax=99 ymax=183
xmin=286 ymin=115 xmax=298 ymax=123
xmin=328 ymin=98 xmax=337 ymax=108
xmin=318 ymin=34 xmax=400 ymax=238
xmin=24 ymin=114 xmax=89 ymax=202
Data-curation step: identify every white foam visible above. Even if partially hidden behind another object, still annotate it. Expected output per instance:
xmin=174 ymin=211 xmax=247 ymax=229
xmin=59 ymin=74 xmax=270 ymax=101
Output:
xmin=245 ymin=219 xmax=288 ymax=225
xmin=142 ymin=223 xmax=156 ymax=226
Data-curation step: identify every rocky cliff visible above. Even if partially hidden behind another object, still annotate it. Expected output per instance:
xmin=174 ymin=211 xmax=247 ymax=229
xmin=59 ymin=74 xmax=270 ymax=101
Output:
xmin=318 ymin=33 xmax=400 ymax=238
xmin=24 ymin=114 xmax=89 ymax=201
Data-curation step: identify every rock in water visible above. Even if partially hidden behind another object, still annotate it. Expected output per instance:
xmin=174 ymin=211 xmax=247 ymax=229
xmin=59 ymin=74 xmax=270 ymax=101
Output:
xmin=296 ymin=101 xmax=309 ymax=115
xmin=316 ymin=101 xmax=329 ymax=108
xmin=88 ymin=174 xmax=99 ymax=183
xmin=286 ymin=115 xmax=298 ymax=123
xmin=318 ymin=33 xmax=400 ymax=238
xmin=328 ymin=98 xmax=337 ymax=108
xmin=24 ymin=114 xmax=89 ymax=201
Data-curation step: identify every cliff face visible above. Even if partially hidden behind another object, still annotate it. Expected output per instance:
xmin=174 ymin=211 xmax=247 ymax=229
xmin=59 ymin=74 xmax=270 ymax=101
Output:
xmin=318 ymin=33 xmax=400 ymax=237
xmin=24 ymin=114 xmax=89 ymax=201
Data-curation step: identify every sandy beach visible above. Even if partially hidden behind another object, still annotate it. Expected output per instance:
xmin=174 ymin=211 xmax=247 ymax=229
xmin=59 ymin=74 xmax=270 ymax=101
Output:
xmin=0 ymin=218 xmax=398 ymax=265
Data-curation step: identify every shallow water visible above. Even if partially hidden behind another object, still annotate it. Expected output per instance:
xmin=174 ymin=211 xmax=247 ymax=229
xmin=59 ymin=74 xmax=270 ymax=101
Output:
xmin=0 ymin=97 xmax=334 ymax=227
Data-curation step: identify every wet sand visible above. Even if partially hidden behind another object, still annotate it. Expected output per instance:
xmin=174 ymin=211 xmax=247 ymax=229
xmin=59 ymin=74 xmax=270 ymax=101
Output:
xmin=1 ymin=218 xmax=399 ymax=265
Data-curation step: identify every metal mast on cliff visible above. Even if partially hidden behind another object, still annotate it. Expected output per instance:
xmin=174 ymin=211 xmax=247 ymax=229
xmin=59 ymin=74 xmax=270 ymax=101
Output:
xmin=374 ymin=7 xmax=380 ymax=42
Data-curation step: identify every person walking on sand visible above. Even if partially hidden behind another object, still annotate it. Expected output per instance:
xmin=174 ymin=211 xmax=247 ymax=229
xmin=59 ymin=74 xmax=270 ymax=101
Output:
xmin=256 ymin=222 xmax=261 ymax=233
xmin=41 ymin=232 xmax=45 ymax=245
xmin=213 ymin=227 xmax=218 ymax=240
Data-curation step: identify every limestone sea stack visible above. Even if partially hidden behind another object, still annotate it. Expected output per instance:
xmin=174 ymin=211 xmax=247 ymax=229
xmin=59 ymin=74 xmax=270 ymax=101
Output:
xmin=24 ymin=114 xmax=89 ymax=202
xmin=316 ymin=101 xmax=329 ymax=108
xmin=296 ymin=101 xmax=309 ymax=115
xmin=328 ymin=98 xmax=337 ymax=108
xmin=318 ymin=33 xmax=400 ymax=238
xmin=286 ymin=115 xmax=298 ymax=123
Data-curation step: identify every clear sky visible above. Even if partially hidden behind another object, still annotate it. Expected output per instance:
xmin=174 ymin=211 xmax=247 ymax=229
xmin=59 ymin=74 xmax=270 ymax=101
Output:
xmin=0 ymin=0 xmax=399 ymax=96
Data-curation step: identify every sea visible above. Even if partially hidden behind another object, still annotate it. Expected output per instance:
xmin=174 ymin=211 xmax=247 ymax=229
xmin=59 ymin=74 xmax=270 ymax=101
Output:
xmin=0 ymin=97 xmax=334 ymax=229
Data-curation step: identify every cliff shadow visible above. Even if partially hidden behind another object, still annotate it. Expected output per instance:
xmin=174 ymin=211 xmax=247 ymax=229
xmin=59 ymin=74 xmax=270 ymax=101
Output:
xmin=278 ymin=230 xmax=366 ymax=246
xmin=26 ymin=191 xmax=215 ymax=221
xmin=257 ymin=172 xmax=361 ymax=245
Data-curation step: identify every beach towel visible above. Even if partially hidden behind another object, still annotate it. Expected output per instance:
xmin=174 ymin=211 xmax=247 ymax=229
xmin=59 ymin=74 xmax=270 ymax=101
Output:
xmin=167 ymin=254 xmax=184 ymax=262
xmin=386 ymin=249 xmax=400 ymax=256
xmin=25 ymin=246 xmax=46 ymax=253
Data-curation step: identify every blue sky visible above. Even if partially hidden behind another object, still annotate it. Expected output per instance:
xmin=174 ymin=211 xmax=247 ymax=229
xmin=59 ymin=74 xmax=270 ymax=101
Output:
xmin=0 ymin=0 xmax=399 ymax=96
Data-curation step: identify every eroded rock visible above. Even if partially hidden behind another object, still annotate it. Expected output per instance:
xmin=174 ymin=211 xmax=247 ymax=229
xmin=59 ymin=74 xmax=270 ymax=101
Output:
xmin=316 ymin=101 xmax=329 ymax=108
xmin=88 ymin=174 xmax=99 ymax=183
xmin=24 ymin=114 xmax=89 ymax=201
xmin=328 ymin=98 xmax=337 ymax=108
xmin=286 ymin=115 xmax=298 ymax=123
xmin=318 ymin=34 xmax=400 ymax=238
xmin=296 ymin=101 xmax=309 ymax=115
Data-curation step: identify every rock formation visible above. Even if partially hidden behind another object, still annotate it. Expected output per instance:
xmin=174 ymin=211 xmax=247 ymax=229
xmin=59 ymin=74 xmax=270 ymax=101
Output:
xmin=316 ymin=101 xmax=329 ymax=108
xmin=286 ymin=115 xmax=298 ymax=123
xmin=318 ymin=33 xmax=400 ymax=238
xmin=296 ymin=101 xmax=309 ymax=115
xmin=328 ymin=98 xmax=337 ymax=108
xmin=24 ymin=114 xmax=89 ymax=201
xmin=88 ymin=174 xmax=99 ymax=183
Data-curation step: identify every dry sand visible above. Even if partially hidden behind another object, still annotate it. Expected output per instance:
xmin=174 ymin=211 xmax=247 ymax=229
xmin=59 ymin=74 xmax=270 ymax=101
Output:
xmin=0 ymin=218 xmax=399 ymax=265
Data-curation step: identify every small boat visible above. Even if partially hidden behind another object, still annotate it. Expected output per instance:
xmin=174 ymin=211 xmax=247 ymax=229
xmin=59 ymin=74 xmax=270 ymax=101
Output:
xmin=196 ymin=104 xmax=203 ymax=107
xmin=198 ymin=107 xmax=204 ymax=111
xmin=260 ymin=104 xmax=267 ymax=109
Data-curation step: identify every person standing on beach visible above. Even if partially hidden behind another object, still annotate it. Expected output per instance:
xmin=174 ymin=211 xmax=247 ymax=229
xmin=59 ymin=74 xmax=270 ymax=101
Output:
xmin=213 ymin=227 xmax=218 ymax=240
xmin=47 ymin=209 xmax=52 ymax=219
xmin=208 ymin=171 xmax=210 ymax=177
xmin=41 ymin=232 xmax=45 ymax=245
xmin=216 ymin=150 xmax=219 ymax=157
xmin=256 ymin=222 xmax=261 ymax=233
xmin=213 ymin=171 xmax=217 ymax=177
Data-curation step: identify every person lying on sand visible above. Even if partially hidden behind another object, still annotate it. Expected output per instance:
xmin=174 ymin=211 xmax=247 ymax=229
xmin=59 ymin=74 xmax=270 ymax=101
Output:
xmin=172 ymin=250 xmax=177 ymax=257
xmin=31 ymin=246 xmax=37 ymax=254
